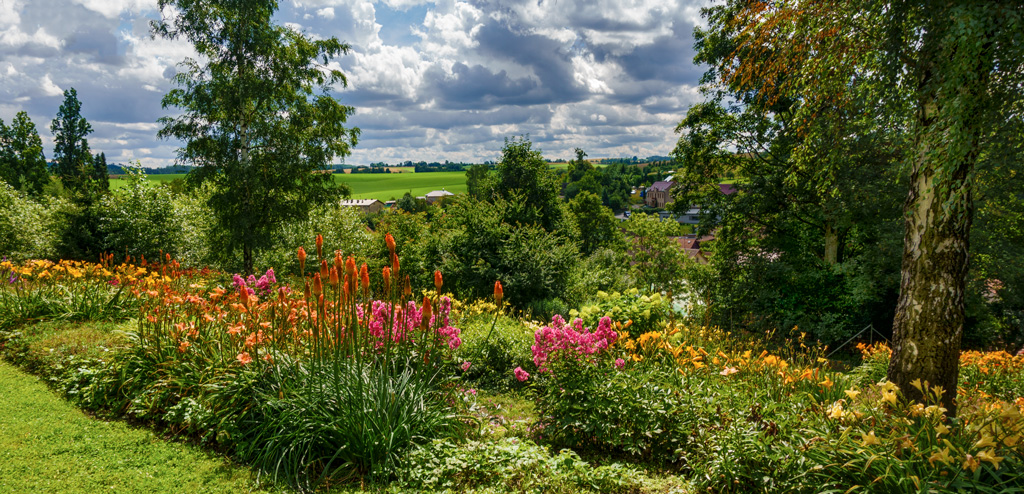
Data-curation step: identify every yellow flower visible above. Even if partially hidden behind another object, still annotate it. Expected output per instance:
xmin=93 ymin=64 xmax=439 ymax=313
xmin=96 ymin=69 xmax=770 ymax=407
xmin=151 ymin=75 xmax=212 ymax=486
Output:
xmin=977 ymin=449 xmax=1004 ymax=470
xmin=828 ymin=402 xmax=845 ymax=420
xmin=1003 ymin=434 xmax=1020 ymax=447
xmin=881 ymin=389 xmax=898 ymax=407
xmin=844 ymin=388 xmax=861 ymax=400
xmin=861 ymin=431 xmax=881 ymax=447
xmin=819 ymin=376 xmax=834 ymax=388
xmin=975 ymin=434 xmax=997 ymax=450
xmin=962 ymin=455 xmax=980 ymax=473
xmin=910 ymin=378 xmax=924 ymax=392
xmin=935 ymin=423 xmax=950 ymax=436
xmin=928 ymin=447 xmax=954 ymax=466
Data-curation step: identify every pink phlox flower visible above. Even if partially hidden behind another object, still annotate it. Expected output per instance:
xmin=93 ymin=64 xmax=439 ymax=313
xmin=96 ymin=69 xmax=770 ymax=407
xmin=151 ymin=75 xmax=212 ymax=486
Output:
xmin=514 ymin=366 xmax=530 ymax=382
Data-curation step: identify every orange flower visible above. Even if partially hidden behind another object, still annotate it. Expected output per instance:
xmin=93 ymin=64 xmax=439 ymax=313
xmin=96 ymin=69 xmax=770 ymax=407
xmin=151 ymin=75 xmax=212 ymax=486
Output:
xmin=434 ymin=270 xmax=443 ymax=291
xmin=320 ymin=260 xmax=329 ymax=281
xmin=403 ymin=275 xmax=412 ymax=297
xmin=329 ymin=266 xmax=340 ymax=287
xmin=297 ymin=246 xmax=307 ymax=266
xmin=360 ymin=263 xmax=369 ymax=294
xmin=382 ymin=266 xmax=392 ymax=289
xmin=312 ymin=273 xmax=323 ymax=296
xmin=303 ymin=281 xmax=311 ymax=300
xmin=494 ymin=280 xmax=503 ymax=305
xmin=385 ymin=233 xmax=396 ymax=254
xmin=391 ymin=253 xmax=400 ymax=275
xmin=421 ymin=295 xmax=432 ymax=328
xmin=237 ymin=352 xmax=253 ymax=365
xmin=315 ymin=234 xmax=324 ymax=258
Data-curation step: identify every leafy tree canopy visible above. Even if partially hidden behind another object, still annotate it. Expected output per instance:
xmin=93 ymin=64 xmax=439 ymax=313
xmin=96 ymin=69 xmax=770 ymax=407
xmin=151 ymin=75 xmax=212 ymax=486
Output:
xmin=153 ymin=0 xmax=358 ymax=273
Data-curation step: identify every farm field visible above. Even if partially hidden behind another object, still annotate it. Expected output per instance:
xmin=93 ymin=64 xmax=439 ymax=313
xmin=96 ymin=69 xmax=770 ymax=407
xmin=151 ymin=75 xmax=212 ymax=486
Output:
xmin=336 ymin=170 xmax=467 ymax=199
xmin=110 ymin=171 xmax=468 ymax=200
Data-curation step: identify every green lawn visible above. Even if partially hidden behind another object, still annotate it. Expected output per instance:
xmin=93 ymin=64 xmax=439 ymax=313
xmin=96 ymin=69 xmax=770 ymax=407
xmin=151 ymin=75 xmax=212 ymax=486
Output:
xmin=0 ymin=361 xmax=278 ymax=494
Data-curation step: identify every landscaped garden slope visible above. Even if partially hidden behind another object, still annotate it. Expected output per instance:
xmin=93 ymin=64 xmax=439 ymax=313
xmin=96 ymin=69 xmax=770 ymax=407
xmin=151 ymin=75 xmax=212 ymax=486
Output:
xmin=0 ymin=361 xmax=274 ymax=494
xmin=1 ymin=248 xmax=1023 ymax=493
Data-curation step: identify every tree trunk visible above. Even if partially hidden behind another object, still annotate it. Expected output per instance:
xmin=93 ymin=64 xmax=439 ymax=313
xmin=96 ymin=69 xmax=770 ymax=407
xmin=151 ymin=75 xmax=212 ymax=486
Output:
xmin=887 ymin=18 xmax=991 ymax=415
xmin=824 ymin=223 xmax=839 ymax=265
xmin=887 ymin=148 xmax=972 ymax=414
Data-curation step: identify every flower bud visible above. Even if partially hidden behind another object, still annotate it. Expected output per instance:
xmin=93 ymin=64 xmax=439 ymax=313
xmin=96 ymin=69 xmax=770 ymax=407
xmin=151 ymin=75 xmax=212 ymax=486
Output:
xmin=315 ymin=234 xmax=324 ymax=258
xmin=421 ymin=295 xmax=432 ymax=328
xmin=329 ymin=266 xmax=339 ymax=287
xmin=320 ymin=260 xmax=329 ymax=282
xmin=360 ymin=263 xmax=369 ymax=293
xmin=434 ymin=270 xmax=443 ymax=291
xmin=382 ymin=266 xmax=391 ymax=289
xmin=494 ymin=280 xmax=503 ymax=305
xmin=385 ymin=233 xmax=396 ymax=255
xmin=312 ymin=273 xmax=323 ymax=296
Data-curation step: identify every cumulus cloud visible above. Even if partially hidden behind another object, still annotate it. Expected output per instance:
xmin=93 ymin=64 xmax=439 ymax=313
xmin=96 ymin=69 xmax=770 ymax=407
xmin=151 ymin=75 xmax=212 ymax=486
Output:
xmin=1 ymin=0 xmax=709 ymax=167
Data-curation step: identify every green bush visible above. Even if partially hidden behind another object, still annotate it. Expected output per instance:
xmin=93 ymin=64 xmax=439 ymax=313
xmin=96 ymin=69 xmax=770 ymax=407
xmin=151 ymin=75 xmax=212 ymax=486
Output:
xmin=98 ymin=166 xmax=182 ymax=260
xmin=456 ymin=313 xmax=534 ymax=391
xmin=534 ymin=359 xmax=687 ymax=463
xmin=0 ymin=182 xmax=62 ymax=260
xmin=572 ymin=288 xmax=672 ymax=336
xmin=398 ymin=437 xmax=645 ymax=493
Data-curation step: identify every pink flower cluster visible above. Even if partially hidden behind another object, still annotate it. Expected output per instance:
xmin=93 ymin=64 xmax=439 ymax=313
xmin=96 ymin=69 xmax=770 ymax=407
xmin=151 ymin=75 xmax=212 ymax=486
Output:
xmin=514 ymin=366 xmax=530 ymax=382
xmin=531 ymin=315 xmax=618 ymax=371
xmin=232 ymin=268 xmax=281 ymax=297
xmin=365 ymin=296 xmax=461 ymax=350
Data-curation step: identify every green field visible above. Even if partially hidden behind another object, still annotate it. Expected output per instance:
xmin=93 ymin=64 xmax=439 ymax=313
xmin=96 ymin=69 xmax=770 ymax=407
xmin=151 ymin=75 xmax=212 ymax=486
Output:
xmin=111 ymin=171 xmax=468 ymax=200
xmin=337 ymin=171 xmax=466 ymax=200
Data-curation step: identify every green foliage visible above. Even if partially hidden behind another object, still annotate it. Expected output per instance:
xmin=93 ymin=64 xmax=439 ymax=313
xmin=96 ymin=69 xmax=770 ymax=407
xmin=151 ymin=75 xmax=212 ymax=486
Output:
xmin=456 ymin=313 xmax=534 ymax=391
xmin=465 ymin=163 xmax=491 ymax=200
xmin=568 ymin=191 xmax=624 ymax=256
xmin=0 ymin=182 xmax=62 ymax=260
xmin=621 ymin=213 xmax=689 ymax=295
xmin=432 ymin=197 xmax=578 ymax=309
xmin=573 ymin=289 xmax=672 ymax=336
xmin=0 ymin=111 xmax=49 ymax=196
xmin=50 ymin=88 xmax=96 ymax=194
xmin=153 ymin=0 xmax=359 ymax=273
xmin=398 ymin=437 xmax=645 ymax=493
xmin=236 ymin=358 xmax=467 ymax=488
xmin=254 ymin=202 xmax=372 ymax=275
xmin=534 ymin=360 xmax=686 ymax=463
xmin=98 ymin=165 xmax=181 ymax=260
xmin=485 ymin=136 xmax=562 ymax=231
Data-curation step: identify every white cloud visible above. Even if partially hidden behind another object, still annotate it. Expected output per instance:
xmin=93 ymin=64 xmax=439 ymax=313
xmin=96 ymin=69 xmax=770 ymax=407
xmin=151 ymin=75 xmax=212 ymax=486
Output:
xmin=316 ymin=7 xmax=335 ymax=19
xmin=70 ymin=0 xmax=156 ymax=19
xmin=40 ymin=73 xmax=63 ymax=96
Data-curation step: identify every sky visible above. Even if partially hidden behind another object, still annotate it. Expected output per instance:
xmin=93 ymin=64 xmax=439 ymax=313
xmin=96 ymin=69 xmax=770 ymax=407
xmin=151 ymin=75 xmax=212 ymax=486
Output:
xmin=0 ymin=0 xmax=711 ymax=167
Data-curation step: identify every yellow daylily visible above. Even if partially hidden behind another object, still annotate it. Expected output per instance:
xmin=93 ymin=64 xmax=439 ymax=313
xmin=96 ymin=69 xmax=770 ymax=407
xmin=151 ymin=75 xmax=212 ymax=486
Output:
xmin=928 ymin=447 xmax=954 ymax=466
xmin=861 ymin=431 xmax=881 ymax=447
xmin=844 ymin=388 xmax=861 ymax=400
xmin=977 ymin=449 xmax=1004 ymax=470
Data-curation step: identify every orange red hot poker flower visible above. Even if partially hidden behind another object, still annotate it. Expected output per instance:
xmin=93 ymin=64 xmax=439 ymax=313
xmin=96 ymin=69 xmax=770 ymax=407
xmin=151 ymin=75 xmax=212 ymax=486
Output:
xmin=434 ymin=270 xmax=443 ymax=291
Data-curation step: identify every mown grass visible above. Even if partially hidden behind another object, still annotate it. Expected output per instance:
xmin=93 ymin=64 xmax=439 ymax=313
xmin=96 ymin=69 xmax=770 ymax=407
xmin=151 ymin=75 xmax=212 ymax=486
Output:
xmin=0 ymin=361 xmax=279 ymax=494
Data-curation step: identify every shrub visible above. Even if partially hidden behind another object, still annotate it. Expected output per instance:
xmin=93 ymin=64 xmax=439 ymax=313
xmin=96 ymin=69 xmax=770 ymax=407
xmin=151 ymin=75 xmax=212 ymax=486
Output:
xmin=98 ymin=165 xmax=182 ymax=260
xmin=456 ymin=311 xmax=534 ymax=391
xmin=398 ymin=437 xmax=645 ymax=493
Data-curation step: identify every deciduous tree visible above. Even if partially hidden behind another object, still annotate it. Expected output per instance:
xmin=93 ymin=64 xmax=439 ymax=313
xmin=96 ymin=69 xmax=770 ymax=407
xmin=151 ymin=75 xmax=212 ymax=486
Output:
xmin=704 ymin=0 xmax=1024 ymax=412
xmin=153 ymin=0 xmax=358 ymax=273
xmin=0 ymin=112 xmax=49 ymax=196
